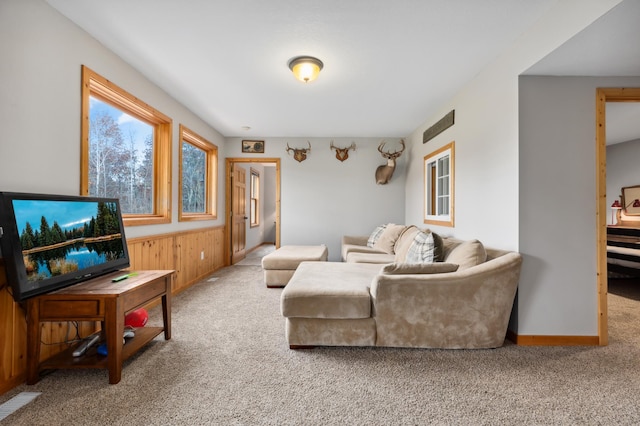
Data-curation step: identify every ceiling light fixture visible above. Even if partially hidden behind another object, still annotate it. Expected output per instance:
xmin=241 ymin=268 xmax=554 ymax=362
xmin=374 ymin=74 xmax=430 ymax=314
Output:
xmin=288 ymin=56 xmax=323 ymax=83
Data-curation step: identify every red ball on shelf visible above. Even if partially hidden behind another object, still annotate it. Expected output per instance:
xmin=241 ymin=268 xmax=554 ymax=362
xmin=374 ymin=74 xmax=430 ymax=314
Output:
xmin=125 ymin=308 xmax=148 ymax=328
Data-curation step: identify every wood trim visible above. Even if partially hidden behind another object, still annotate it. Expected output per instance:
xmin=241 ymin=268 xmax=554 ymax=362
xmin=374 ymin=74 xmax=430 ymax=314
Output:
xmin=178 ymin=124 xmax=218 ymax=222
xmin=80 ymin=65 xmax=172 ymax=226
xmin=225 ymin=158 xmax=281 ymax=266
xmin=424 ymin=141 xmax=455 ymax=227
xmin=595 ymin=87 xmax=640 ymax=347
xmin=249 ymin=167 xmax=260 ymax=228
xmin=507 ymin=330 xmax=599 ymax=346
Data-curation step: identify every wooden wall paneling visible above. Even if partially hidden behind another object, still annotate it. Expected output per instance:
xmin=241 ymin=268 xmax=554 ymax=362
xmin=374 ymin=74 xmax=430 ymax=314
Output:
xmin=214 ymin=228 xmax=225 ymax=270
xmin=0 ymin=269 xmax=16 ymax=381
xmin=173 ymin=235 xmax=184 ymax=291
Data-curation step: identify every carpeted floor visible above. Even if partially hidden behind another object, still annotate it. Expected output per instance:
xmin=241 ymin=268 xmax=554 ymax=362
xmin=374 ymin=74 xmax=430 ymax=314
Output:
xmin=2 ymin=257 xmax=640 ymax=425
xmin=234 ymin=244 xmax=276 ymax=266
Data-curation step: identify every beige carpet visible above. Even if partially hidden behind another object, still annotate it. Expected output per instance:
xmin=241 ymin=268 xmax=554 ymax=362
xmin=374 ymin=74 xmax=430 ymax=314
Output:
xmin=2 ymin=263 xmax=640 ymax=425
xmin=234 ymin=244 xmax=276 ymax=266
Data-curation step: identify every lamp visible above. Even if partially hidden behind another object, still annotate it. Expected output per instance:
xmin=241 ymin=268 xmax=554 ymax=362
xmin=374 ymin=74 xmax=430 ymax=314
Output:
xmin=611 ymin=200 xmax=622 ymax=225
xmin=288 ymin=56 xmax=323 ymax=83
xmin=610 ymin=198 xmax=640 ymax=225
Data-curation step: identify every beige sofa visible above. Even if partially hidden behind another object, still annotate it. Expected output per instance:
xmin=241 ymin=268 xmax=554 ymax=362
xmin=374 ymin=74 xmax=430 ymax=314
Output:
xmin=280 ymin=228 xmax=522 ymax=349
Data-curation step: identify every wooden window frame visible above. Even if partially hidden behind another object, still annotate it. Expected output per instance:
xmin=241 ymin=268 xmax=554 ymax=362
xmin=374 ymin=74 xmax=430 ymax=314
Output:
xmin=178 ymin=124 xmax=218 ymax=221
xmin=81 ymin=65 xmax=172 ymax=226
xmin=250 ymin=168 xmax=260 ymax=228
xmin=424 ymin=141 xmax=455 ymax=227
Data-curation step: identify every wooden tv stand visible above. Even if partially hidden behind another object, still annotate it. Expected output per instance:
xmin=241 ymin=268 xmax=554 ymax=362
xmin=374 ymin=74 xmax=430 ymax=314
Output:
xmin=26 ymin=270 xmax=174 ymax=385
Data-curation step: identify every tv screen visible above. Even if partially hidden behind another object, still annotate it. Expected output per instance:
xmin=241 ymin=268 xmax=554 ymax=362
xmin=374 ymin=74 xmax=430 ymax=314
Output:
xmin=0 ymin=192 xmax=130 ymax=302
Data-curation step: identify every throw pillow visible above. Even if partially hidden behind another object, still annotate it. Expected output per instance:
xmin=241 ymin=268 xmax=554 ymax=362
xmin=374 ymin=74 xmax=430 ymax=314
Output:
xmin=404 ymin=230 xmax=439 ymax=264
xmin=431 ymin=231 xmax=445 ymax=262
xmin=444 ymin=239 xmax=487 ymax=270
xmin=367 ymin=224 xmax=387 ymax=248
xmin=373 ymin=224 xmax=406 ymax=254
xmin=381 ymin=262 xmax=459 ymax=275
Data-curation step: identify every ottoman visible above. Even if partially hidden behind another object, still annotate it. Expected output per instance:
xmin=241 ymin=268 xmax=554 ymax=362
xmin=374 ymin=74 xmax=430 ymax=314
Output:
xmin=280 ymin=261 xmax=381 ymax=347
xmin=262 ymin=245 xmax=328 ymax=288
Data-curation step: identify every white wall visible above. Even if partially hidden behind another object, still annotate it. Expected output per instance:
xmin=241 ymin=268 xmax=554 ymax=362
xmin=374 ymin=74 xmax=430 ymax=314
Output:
xmin=404 ymin=0 xmax=623 ymax=252
xmin=403 ymin=0 xmax=624 ymax=336
xmin=0 ymin=0 xmax=226 ymax=240
xmin=225 ymin=137 xmax=406 ymax=261
xmin=519 ymin=76 xmax=640 ymax=336
xmin=263 ymin=167 xmax=277 ymax=243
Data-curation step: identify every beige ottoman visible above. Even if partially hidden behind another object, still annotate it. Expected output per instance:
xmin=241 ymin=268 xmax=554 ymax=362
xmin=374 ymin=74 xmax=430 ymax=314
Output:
xmin=262 ymin=245 xmax=328 ymax=288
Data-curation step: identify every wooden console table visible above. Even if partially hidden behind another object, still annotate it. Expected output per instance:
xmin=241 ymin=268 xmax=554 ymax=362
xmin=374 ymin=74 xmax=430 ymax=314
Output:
xmin=26 ymin=270 xmax=174 ymax=385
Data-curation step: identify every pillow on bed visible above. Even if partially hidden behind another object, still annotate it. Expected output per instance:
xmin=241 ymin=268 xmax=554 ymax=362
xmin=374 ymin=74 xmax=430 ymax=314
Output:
xmin=381 ymin=262 xmax=459 ymax=275
xmin=367 ymin=224 xmax=388 ymax=248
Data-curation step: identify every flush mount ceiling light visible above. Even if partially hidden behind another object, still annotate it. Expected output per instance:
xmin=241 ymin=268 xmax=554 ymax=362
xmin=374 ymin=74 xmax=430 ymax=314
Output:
xmin=288 ymin=56 xmax=323 ymax=83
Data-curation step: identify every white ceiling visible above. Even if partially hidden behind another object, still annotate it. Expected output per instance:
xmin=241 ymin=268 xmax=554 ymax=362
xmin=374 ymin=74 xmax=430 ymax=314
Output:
xmin=45 ymin=0 xmax=639 ymax=142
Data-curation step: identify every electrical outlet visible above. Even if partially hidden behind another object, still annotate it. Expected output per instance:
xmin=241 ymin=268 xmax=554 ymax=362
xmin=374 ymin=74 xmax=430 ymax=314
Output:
xmin=200 ymin=251 xmax=204 ymax=260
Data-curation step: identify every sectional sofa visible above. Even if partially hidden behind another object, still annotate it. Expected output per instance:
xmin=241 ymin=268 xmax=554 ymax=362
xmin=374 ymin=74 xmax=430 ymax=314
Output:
xmin=280 ymin=224 xmax=522 ymax=349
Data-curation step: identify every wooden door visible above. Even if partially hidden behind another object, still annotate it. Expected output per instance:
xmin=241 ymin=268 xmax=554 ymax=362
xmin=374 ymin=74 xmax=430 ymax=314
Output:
xmin=231 ymin=163 xmax=247 ymax=264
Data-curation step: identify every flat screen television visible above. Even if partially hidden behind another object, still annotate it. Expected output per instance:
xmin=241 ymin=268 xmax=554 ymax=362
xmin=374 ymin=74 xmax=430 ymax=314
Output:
xmin=0 ymin=191 xmax=130 ymax=302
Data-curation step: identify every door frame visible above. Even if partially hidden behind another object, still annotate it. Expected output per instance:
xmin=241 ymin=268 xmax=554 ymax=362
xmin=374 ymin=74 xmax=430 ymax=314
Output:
xmin=224 ymin=158 xmax=281 ymax=266
xmin=595 ymin=87 xmax=640 ymax=346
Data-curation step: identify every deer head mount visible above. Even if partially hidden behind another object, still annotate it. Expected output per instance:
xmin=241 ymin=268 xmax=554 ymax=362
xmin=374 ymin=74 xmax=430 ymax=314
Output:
xmin=330 ymin=141 xmax=356 ymax=162
xmin=375 ymin=139 xmax=405 ymax=185
xmin=286 ymin=141 xmax=311 ymax=162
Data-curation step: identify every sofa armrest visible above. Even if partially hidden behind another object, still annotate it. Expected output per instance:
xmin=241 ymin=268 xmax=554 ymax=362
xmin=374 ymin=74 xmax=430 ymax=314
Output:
xmin=341 ymin=235 xmax=373 ymax=261
xmin=342 ymin=235 xmax=369 ymax=246
xmin=370 ymin=252 xmax=522 ymax=348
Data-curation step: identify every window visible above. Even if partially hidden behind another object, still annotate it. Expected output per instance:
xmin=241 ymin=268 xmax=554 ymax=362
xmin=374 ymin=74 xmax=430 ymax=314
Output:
xmin=179 ymin=125 xmax=218 ymax=221
xmin=424 ymin=141 xmax=454 ymax=227
xmin=81 ymin=66 xmax=172 ymax=226
xmin=250 ymin=168 xmax=260 ymax=227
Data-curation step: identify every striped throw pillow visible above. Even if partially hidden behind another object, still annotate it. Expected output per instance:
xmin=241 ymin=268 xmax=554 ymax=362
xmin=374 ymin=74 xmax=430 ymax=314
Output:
xmin=404 ymin=230 xmax=436 ymax=264
xmin=367 ymin=224 xmax=388 ymax=248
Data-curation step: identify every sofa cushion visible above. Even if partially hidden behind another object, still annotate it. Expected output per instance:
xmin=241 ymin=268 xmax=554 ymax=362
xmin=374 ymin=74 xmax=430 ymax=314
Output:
xmin=381 ymin=262 xmax=459 ymax=275
xmin=373 ymin=224 xmax=406 ymax=254
xmin=393 ymin=225 xmax=420 ymax=261
xmin=367 ymin=224 xmax=387 ymax=247
xmin=281 ymin=262 xmax=381 ymax=319
xmin=261 ymin=245 xmax=328 ymax=270
xmin=342 ymin=244 xmax=386 ymax=262
xmin=347 ymin=252 xmax=395 ymax=264
xmin=444 ymin=239 xmax=487 ymax=270
xmin=404 ymin=230 xmax=441 ymax=264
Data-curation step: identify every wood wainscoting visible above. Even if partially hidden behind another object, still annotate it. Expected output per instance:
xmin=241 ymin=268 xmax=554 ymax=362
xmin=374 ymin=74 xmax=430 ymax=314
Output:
xmin=0 ymin=226 xmax=225 ymax=395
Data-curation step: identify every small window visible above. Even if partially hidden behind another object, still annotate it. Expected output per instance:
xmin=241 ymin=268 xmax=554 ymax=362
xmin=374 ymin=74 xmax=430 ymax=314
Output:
xmin=250 ymin=168 xmax=260 ymax=227
xmin=81 ymin=66 xmax=171 ymax=226
xmin=424 ymin=141 xmax=454 ymax=227
xmin=179 ymin=125 xmax=218 ymax=221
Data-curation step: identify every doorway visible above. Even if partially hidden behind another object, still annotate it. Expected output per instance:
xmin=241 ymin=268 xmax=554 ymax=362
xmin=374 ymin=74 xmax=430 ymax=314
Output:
xmin=595 ymin=87 xmax=640 ymax=345
xmin=225 ymin=158 xmax=281 ymax=266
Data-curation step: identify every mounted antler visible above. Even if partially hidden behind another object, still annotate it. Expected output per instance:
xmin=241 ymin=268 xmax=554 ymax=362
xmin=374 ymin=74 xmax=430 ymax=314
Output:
xmin=375 ymin=139 xmax=405 ymax=184
xmin=286 ymin=141 xmax=311 ymax=162
xmin=330 ymin=141 xmax=356 ymax=162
